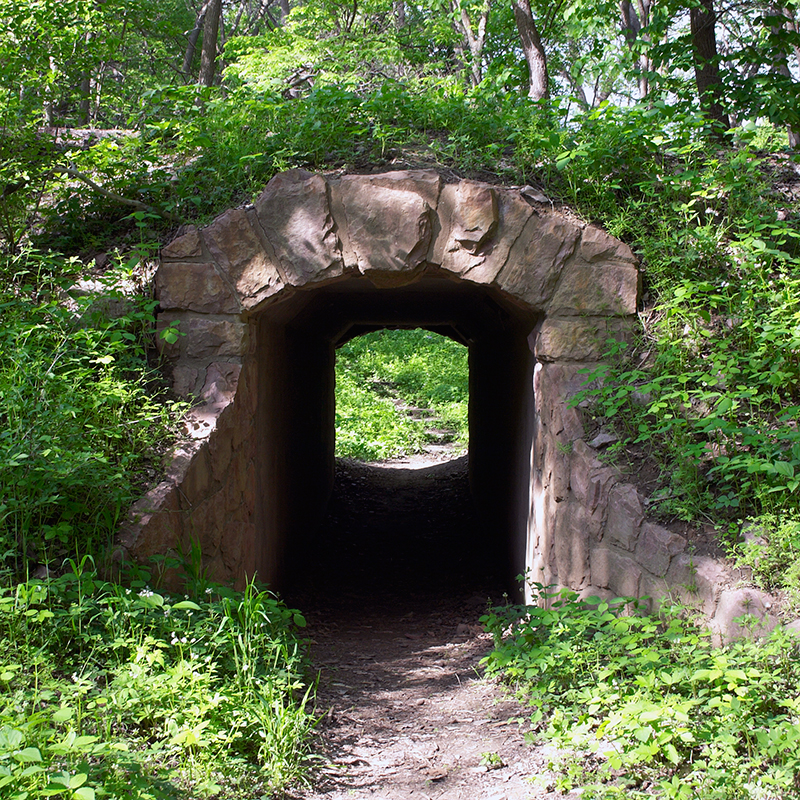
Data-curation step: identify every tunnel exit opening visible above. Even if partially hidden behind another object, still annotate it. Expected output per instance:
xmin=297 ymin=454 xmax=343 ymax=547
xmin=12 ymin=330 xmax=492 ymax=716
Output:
xmin=333 ymin=327 xmax=470 ymax=465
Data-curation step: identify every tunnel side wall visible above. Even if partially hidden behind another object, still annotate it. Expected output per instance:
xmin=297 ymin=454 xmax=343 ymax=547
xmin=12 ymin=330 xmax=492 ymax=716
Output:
xmin=115 ymin=169 xmax=776 ymax=640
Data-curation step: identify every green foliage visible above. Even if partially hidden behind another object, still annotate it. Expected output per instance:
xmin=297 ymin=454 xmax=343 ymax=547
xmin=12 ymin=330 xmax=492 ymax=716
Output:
xmin=0 ymin=249 xmax=185 ymax=577
xmin=0 ymin=563 xmax=314 ymax=798
xmin=734 ymin=515 xmax=800 ymax=615
xmin=482 ymin=582 xmax=800 ymax=798
xmin=559 ymin=110 xmax=800 ymax=522
xmin=335 ymin=329 xmax=469 ymax=461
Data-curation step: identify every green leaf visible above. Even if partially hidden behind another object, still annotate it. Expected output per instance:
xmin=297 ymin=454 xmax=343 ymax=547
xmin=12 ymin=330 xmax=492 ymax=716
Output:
xmin=73 ymin=788 xmax=95 ymax=800
xmin=14 ymin=747 xmax=42 ymax=762
xmin=69 ymin=773 xmax=88 ymax=789
xmin=171 ymin=600 xmax=201 ymax=611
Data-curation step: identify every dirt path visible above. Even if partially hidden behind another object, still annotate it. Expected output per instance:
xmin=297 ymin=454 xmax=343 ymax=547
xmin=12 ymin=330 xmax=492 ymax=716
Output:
xmin=290 ymin=594 xmax=578 ymax=800
xmin=287 ymin=457 xmax=580 ymax=800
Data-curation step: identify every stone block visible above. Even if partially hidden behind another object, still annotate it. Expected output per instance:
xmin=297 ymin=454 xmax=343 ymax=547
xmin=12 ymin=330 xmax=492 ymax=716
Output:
xmin=666 ymin=554 xmax=730 ymax=617
xmin=336 ymin=173 xmax=439 ymax=280
xmin=156 ymin=261 xmax=239 ymax=314
xmin=254 ymin=170 xmax=343 ymax=286
xmin=635 ymin=522 xmax=686 ymax=578
xmin=122 ymin=482 xmax=183 ymax=559
xmin=200 ymin=361 xmax=242 ymax=408
xmin=638 ymin=571 xmax=672 ymax=613
xmin=713 ymin=588 xmax=777 ymax=642
xmin=162 ymin=226 xmax=202 ymax=260
xmin=554 ymin=501 xmax=592 ymax=588
xmin=536 ymin=317 xmax=611 ymax=361
xmin=157 ymin=315 xmax=248 ymax=362
xmin=203 ymin=208 xmax=283 ymax=309
xmin=569 ymin=440 xmax=617 ymax=512
xmin=495 ymin=213 xmax=580 ymax=309
xmin=171 ymin=365 xmax=200 ymax=398
xmin=604 ymin=483 xmax=643 ymax=551
xmin=580 ymin=225 xmax=637 ymax=264
xmin=436 ymin=184 xmax=532 ymax=284
xmin=180 ymin=446 xmax=213 ymax=506
xmin=590 ymin=545 xmax=641 ymax=597
xmin=534 ymin=362 xmax=588 ymax=443
xmin=548 ymin=262 xmax=639 ymax=317
xmin=209 ymin=425 xmax=234 ymax=483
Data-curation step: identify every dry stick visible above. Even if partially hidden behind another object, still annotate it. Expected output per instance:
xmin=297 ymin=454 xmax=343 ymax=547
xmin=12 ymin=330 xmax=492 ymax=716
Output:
xmin=51 ymin=166 xmax=182 ymax=223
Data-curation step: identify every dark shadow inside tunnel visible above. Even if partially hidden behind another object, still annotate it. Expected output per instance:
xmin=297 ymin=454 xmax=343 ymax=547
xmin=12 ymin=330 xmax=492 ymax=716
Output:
xmin=255 ymin=271 xmax=539 ymax=604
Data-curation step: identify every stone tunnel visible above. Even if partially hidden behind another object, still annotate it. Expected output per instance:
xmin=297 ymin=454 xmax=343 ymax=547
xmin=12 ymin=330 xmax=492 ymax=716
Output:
xmin=115 ymin=168 xmax=777 ymax=632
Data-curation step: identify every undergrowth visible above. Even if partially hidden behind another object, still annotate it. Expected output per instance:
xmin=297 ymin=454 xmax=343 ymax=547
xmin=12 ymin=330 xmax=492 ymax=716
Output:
xmin=0 ymin=560 xmax=314 ymax=799
xmin=482 ymin=582 xmax=800 ymax=799
xmin=0 ymin=249 xmax=185 ymax=581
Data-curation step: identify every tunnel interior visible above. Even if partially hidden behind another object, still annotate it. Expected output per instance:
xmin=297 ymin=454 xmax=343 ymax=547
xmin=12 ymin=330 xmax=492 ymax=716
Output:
xmin=255 ymin=271 xmax=540 ymax=601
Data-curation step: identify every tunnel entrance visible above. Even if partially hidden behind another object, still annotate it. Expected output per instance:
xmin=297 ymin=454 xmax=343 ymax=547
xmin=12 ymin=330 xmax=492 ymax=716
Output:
xmin=126 ymin=169 xmax=641 ymax=607
xmin=259 ymin=275 xmax=539 ymax=599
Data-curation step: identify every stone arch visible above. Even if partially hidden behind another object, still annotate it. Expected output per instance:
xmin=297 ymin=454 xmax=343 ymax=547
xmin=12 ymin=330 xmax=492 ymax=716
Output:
xmin=118 ymin=169 xmax=703 ymax=608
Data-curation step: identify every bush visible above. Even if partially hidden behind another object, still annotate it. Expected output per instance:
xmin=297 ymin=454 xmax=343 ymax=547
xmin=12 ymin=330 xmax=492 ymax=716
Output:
xmin=0 ymin=249 xmax=185 ymax=578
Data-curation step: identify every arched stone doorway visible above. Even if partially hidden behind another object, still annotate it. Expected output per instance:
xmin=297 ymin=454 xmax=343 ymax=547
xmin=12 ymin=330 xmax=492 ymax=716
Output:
xmin=118 ymin=169 xmax=642 ymax=601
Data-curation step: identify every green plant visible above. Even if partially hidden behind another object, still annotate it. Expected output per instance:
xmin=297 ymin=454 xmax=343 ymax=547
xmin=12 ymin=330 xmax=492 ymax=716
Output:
xmin=0 ymin=568 xmax=315 ymax=799
xmin=334 ymin=328 xmax=469 ymax=460
xmin=0 ymin=249 xmax=187 ymax=577
xmin=482 ymin=580 xmax=800 ymax=799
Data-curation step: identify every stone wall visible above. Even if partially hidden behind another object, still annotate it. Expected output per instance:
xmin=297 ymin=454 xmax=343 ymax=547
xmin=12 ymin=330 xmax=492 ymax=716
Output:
xmin=114 ymin=168 xmax=777 ymax=638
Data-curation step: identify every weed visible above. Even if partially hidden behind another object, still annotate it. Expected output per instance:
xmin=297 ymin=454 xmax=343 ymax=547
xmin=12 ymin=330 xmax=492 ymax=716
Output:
xmin=481 ymin=580 xmax=800 ymax=799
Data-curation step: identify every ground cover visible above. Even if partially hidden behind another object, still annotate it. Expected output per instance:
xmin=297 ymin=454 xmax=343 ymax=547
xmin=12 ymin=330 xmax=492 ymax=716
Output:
xmin=0 ymin=561 xmax=314 ymax=799
xmin=335 ymin=329 xmax=469 ymax=462
xmin=482 ymin=583 xmax=800 ymax=799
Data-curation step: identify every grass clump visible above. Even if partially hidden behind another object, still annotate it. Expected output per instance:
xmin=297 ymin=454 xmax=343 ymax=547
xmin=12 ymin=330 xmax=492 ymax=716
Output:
xmin=0 ymin=561 xmax=315 ymax=799
xmin=482 ymin=582 xmax=800 ymax=799
xmin=335 ymin=328 xmax=468 ymax=461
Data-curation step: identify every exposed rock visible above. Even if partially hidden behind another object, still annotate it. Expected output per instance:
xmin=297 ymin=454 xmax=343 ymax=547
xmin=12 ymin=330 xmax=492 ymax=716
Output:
xmin=336 ymin=173 xmax=439 ymax=282
xmin=547 ymin=262 xmax=639 ymax=317
xmin=604 ymin=484 xmax=644 ymax=551
xmin=203 ymin=208 xmax=282 ymax=309
xmin=713 ymin=587 xmax=777 ymax=642
xmin=156 ymin=261 xmax=239 ymax=314
xmin=635 ymin=522 xmax=686 ymax=578
xmin=580 ymin=225 xmax=637 ymax=264
xmin=496 ymin=214 xmax=580 ymax=308
xmin=254 ymin=170 xmax=343 ymax=285
xmin=161 ymin=226 xmax=202 ymax=260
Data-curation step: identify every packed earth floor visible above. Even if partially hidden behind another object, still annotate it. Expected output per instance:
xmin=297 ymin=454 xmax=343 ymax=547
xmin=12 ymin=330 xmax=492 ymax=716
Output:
xmin=286 ymin=456 xmax=582 ymax=800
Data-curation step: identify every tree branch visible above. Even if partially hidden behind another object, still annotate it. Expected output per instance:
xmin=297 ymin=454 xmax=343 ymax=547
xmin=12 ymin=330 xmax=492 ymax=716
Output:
xmin=51 ymin=166 xmax=182 ymax=223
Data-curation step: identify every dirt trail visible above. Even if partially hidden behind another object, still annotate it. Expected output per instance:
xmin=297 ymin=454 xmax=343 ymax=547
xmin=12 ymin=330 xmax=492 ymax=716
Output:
xmin=287 ymin=457 xmax=580 ymax=800
xmin=290 ymin=594 xmax=580 ymax=800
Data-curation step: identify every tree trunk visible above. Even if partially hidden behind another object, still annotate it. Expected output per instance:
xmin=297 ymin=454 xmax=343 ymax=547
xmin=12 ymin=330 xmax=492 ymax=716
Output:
xmin=183 ymin=1 xmax=210 ymax=79
xmin=619 ymin=0 xmax=651 ymax=99
xmin=690 ymin=0 xmax=729 ymax=130
xmin=198 ymin=0 xmax=222 ymax=87
xmin=78 ymin=31 xmax=94 ymax=126
xmin=772 ymin=6 xmax=800 ymax=149
xmin=512 ymin=0 xmax=548 ymax=100
xmin=394 ymin=0 xmax=405 ymax=28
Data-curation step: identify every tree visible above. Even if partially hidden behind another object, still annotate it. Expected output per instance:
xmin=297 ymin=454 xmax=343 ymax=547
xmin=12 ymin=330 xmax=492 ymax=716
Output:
xmin=198 ymin=0 xmax=223 ymax=86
